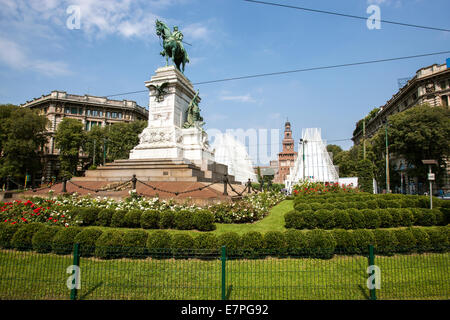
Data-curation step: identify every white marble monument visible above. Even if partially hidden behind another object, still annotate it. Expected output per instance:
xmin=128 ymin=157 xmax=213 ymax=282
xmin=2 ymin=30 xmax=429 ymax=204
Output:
xmin=129 ymin=66 xmax=214 ymax=164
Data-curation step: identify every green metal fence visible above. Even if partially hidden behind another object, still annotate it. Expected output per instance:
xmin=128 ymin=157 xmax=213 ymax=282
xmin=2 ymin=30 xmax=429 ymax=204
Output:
xmin=0 ymin=245 xmax=448 ymax=300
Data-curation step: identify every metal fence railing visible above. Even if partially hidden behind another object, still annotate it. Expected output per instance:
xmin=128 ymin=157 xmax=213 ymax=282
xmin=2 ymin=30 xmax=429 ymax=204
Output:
xmin=0 ymin=245 xmax=448 ymax=300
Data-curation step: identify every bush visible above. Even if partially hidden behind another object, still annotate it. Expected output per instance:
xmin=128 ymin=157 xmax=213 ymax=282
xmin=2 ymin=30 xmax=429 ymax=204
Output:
xmin=171 ymin=233 xmax=195 ymax=256
xmin=32 ymin=226 xmax=62 ymax=253
xmin=110 ymin=210 xmax=128 ymax=228
xmin=194 ymin=233 xmax=219 ymax=254
xmin=362 ymin=209 xmax=381 ymax=229
xmin=140 ymin=210 xmax=160 ymax=229
xmin=0 ymin=223 xmax=20 ymax=249
xmin=373 ymin=229 xmax=398 ymax=256
xmin=332 ymin=229 xmax=357 ymax=254
xmin=293 ymin=202 xmax=311 ymax=212
xmin=354 ymin=202 xmax=368 ymax=210
xmin=389 ymin=209 xmax=402 ymax=227
xmin=309 ymin=202 xmax=323 ymax=211
xmin=409 ymin=227 xmax=431 ymax=253
xmin=302 ymin=210 xmax=317 ymax=229
xmin=376 ymin=199 xmax=389 ymax=209
xmin=432 ymin=209 xmax=445 ymax=226
xmin=174 ymin=210 xmax=194 ymax=230
xmin=366 ymin=200 xmax=378 ymax=210
xmin=263 ymin=231 xmax=286 ymax=255
xmin=316 ymin=209 xmax=335 ymax=229
xmin=377 ymin=209 xmax=393 ymax=228
xmin=284 ymin=229 xmax=308 ymax=256
xmin=147 ymin=231 xmax=172 ymax=257
xmin=124 ymin=209 xmax=142 ymax=228
xmin=400 ymin=209 xmax=414 ymax=227
xmin=285 ymin=211 xmax=301 ymax=229
xmin=333 ymin=210 xmax=352 ymax=229
xmin=94 ymin=230 xmax=125 ymax=259
xmin=348 ymin=209 xmax=366 ymax=229
xmin=352 ymin=229 xmax=375 ymax=255
xmin=193 ymin=210 xmax=216 ymax=231
xmin=217 ymin=232 xmax=241 ymax=255
xmin=240 ymin=232 xmax=264 ymax=257
xmin=306 ymin=229 xmax=336 ymax=259
xmin=97 ymin=209 xmax=115 ymax=227
xmin=122 ymin=230 xmax=148 ymax=258
xmin=159 ymin=210 xmax=175 ymax=229
xmin=393 ymin=229 xmax=416 ymax=253
xmin=76 ymin=207 xmax=100 ymax=226
xmin=52 ymin=227 xmax=82 ymax=255
xmin=73 ymin=228 xmax=103 ymax=257
xmin=11 ymin=223 xmax=46 ymax=250
xmin=425 ymin=227 xmax=449 ymax=252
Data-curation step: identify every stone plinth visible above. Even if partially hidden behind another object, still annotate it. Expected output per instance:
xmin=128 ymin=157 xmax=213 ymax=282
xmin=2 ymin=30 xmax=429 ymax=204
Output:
xmin=129 ymin=66 xmax=214 ymax=162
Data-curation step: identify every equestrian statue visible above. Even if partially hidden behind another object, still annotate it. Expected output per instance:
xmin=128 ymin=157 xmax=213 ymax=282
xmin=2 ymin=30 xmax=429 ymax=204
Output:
xmin=155 ymin=20 xmax=190 ymax=73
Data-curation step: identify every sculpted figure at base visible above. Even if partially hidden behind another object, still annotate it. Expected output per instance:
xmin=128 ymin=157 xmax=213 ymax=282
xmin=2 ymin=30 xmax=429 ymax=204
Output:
xmin=184 ymin=90 xmax=205 ymax=129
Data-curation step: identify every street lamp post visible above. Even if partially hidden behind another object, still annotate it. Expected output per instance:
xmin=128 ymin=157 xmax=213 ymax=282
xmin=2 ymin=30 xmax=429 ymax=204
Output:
xmin=422 ymin=160 xmax=438 ymax=209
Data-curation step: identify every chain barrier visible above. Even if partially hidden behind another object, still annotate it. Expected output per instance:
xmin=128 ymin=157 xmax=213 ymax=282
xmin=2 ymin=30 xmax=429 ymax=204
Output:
xmin=2 ymin=177 xmax=63 ymax=194
xmin=136 ymin=179 xmax=223 ymax=196
xmin=226 ymin=180 xmax=249 ymax=197
xmin=67 ymin=179 xmax=132 ymax=193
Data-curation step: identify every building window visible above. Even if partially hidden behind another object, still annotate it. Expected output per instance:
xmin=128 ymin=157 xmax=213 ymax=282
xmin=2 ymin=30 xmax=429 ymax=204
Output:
xmin=440 ymin=81 xmax=446 ymax=90
xmin=71 ymin=107 xmax=77 ymax=114
xmin=85 ymin=121 xmax=90 ymax=131
xmin=78 ymin=108 xmax=83 ymax=115
xmin=112 ymin=112 xmax=117 ymax=118
xmin=65 ymin=107 xmax=70 ymax=114
xmin=106 ymin=111 xmax=110 ymax=118
xmin=86 ymin=109 xmax=91 ymax=116
xmin=99 ymin=111 xmax=103 ymax=117
xmin=442 ymin=95 xmax=449 ymax=107
xmin=118 ymin=113 xmax=122 ymax=119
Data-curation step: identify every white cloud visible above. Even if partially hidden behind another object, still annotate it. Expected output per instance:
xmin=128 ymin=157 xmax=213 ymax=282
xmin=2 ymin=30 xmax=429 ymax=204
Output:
xmin=220 ymin=94 xmax=256 ymax=103
xmin=0 ymin=37 xmax=71 ymax=76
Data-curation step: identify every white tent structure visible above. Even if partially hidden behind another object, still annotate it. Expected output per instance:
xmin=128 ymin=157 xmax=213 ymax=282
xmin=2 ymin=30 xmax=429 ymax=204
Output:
xmin=211 ymin=133 xmax=258 ymax=184
xmin=285 ymin=128 xmax=339 ymax=192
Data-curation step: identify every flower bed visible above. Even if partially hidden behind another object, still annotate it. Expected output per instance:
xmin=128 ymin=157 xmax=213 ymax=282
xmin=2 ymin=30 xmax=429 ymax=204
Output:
xmin=292 ymin=181 xmax=360 ymax=196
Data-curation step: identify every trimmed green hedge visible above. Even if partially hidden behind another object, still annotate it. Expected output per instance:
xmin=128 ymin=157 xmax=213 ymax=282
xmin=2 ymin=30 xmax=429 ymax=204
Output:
xmin=286 ymin=208 xmax=446 ymax=230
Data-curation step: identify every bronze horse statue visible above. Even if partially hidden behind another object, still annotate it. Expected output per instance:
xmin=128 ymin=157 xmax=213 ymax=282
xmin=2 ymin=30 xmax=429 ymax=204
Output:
xmin=155 ymin=20 xmax=190 ymax=73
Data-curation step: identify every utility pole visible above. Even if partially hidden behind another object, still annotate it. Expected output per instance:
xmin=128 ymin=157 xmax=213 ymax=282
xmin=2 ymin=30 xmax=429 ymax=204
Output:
xmin=93 ymin=139 xmax=96 ymax=166
xmin=300 ymin=138 xmax=307 ymax=181
xmin=422 ymin=160 xmax=437 ymax=209
xmin=363 ymin=119 xmax=366 ymax=159
xmin=385 ymin=122 xmax=390 ymax=193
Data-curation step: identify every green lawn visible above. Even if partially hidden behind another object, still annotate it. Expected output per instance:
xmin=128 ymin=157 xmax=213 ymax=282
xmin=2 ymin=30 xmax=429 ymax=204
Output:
xmin=0 ymin=248 xmax=447 ymax=300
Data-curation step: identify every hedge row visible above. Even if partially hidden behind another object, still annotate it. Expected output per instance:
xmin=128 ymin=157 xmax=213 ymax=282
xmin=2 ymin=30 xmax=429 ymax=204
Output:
xmin=285 ymin=208 xmax=448 ymax=230
xmin=0 ymin=222 xmax=448 ymax=259
xmin=294 ymin=198 xmax=439 ymax=212
xmin=75 ymin=207 xmax=216 ymax=231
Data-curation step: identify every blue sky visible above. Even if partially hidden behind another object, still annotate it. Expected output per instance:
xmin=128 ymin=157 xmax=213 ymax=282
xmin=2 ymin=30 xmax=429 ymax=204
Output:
xmin=0 ymin=0 xmax=449 ymax=164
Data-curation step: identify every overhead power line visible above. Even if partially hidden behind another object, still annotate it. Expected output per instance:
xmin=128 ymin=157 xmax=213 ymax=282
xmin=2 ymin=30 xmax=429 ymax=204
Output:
xmin=105 ymin=50 xmax=450 ymax=97
xmin=243 ymin=0 xmax=450 ymax=33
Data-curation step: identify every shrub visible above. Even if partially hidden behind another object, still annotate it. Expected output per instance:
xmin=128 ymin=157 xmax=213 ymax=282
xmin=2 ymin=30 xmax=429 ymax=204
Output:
xmin=348 ymin=209 xmax=366 ymax=229
xmin=240 ymin=232 xmax=264 ymax=257
xmin=425 ymin=227 xmax=449 ymax=252
xmin=140 ymin=210 xmax=160 ymax=229
xmin=193 ymin=210 xmax=216 ymax=231
xmin=293 ymin=202 xmax=311 ymax=212
xmin=217 ymin=232 xmax=241 ymax=255
xmin=97 ymin=208 xmax=115 ymax=227
xmin=316 ymin=209 xmax=335 ymax=229
xmin=147 ymin=231 xmax=172 ymax=257
xmin=171 ymin=233 xmax=195 ymax=256
xmin=306 ymin=229 xmax=336 ymax=259
xmin=32 ymin=226 xmax=62 ymax=253
xmin=362 ymin=209 xmax=381 ymax=229
xmin=354 ymin=202 xmax=368 ymax=210
xmin=94 ymin=230 xmax=125 ymax=259
xmin=76 ymin=207 xmax=100 ymax=226
xmin=194 ymin=233 xmax=219 ymax=255
xmin=399 ymin=209 xmax=414 ymax=227
xmin=302 ymin=210 xmax=317 ymax=229
xmin=409 ymin=227 xmax=431 ymax=253
xmin=393 ymin=229 xmax=416 ymax=253
xmin=263 ymin=231 xmax=286 ymax=255
xmin=285 ymin=211 xmax=302 ymax=229
xmin=111 ymin=210 xmax=128 ymax=228
xmin=309 ymin=202 xmax=323 ymax=211
xmin=11 ymin=223 xmax=46 ymax=250
xmin=174 ymin=210 xmax=194 ymax=230
xmin=0 ymin=223 xmax=20 ymax=249
xmin=432 ymin=209 xmax=445 ymax=226
xmin=284 ymin=229 xmax=308 ymax=256
xmin=122 ymin=230 xmax=148 ymax=258
xmin=73 ymin=228 xmax=103 ymax=257
xmin=334 ymin=202 xmax=346 ymax=210
xmin=159 ymin=209 xmax=175 ymax=229
xmin=124 ymin=209 xmax=142 ymax=228
xmin=352 ymin=229 xmax=375 ymax=255
xmin=333 ymin=210 xmax=352 ymax=229
xmin=373 ymin=229 xmax=398 ymax=256
xmin=52 ymin=227 xmax=82 ymax=255
xmin=377 ymin=209 xmax=392 ymax=228
xmin=389 ymin=209 xmax=403 ymax=227
xmin=366 ymin=200 xmax=378 ymax=210
xmin=332 ymin=229 xmax=357 ymax=254
xmin=376 ymin=199 xmax=389 ymax=209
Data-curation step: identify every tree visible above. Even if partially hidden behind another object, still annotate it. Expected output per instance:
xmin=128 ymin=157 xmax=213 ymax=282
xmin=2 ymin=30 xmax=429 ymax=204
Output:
xmin=54 ymin=118 xmax=85 ymax=178
xmin=85 ymin=125 xmax=106 ymax=168
xmin=106 ymin=121 xmax=147 ymax=160
xmin=326 ymin=144 xmax=343 ymax=159
xmin=357 ymin=158 xmax=374 ymax=193
xmin=371 ymin=104 xmax=450 ymax=189
xmin=0 ymin=105 xmax=49 ymax=186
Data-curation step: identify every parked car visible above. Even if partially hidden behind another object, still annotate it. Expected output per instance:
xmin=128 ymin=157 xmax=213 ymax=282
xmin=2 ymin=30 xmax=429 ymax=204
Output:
xmin=438 ymin=192 xmax=450 ymax=200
